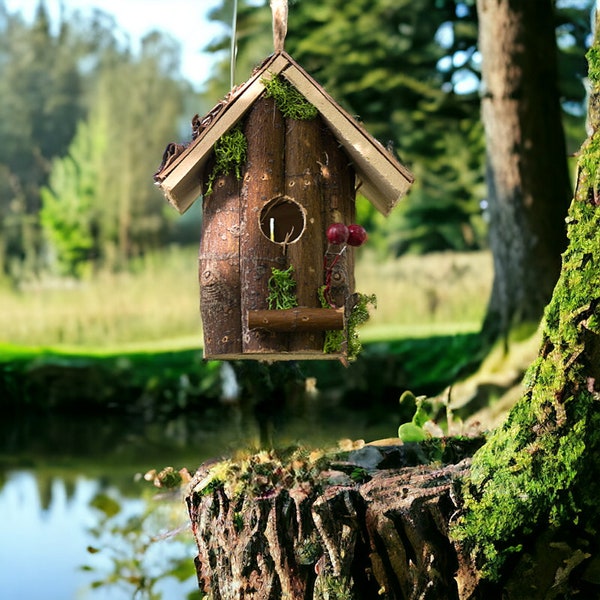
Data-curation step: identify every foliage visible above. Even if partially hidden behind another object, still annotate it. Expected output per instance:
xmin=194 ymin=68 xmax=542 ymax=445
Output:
xmin=39 ymin=121 xmax=102 ymax=276
xmin=0 ymin=4 xmax=85 ymax=276
xmin=204 ymin=125 xmax=248 ymax=195
xmin=0 ymin=4 xmax=193 ymax=279
xmin=262 ymin=73 xmax=318 ymax=120
xmin=318 ymin=285 xmax=346 ymax=354
xmin=318 ymin=287 xmax=376 ymax=360
xmin=347 ymin=292 xmax=377 ymax=360
xmin=40 ymin=33 xmax=189 ymax=273
xmin=267 ymin=265 xmax=299 ymax=309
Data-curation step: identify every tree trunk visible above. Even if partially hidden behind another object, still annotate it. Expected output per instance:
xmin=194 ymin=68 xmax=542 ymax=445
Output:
xmin=453 ymin=7 xmax=600 ymax=592
xmin=477 ymin=0 xmax=571 ymax=345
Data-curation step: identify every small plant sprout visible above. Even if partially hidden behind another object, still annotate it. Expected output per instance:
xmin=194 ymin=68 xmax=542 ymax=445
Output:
xmin=398 ymin=390 xmax=432 ymax=443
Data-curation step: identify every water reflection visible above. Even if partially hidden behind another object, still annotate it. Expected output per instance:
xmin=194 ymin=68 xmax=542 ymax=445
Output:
xmin=0 ymin=404 xmax=395 ymax=599
xmin=0 ymin=472 xmax=197 ymax=599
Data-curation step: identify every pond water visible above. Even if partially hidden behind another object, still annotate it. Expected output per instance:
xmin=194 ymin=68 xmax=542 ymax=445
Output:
xmin=0 ymin=399 xmax=395 ymax=599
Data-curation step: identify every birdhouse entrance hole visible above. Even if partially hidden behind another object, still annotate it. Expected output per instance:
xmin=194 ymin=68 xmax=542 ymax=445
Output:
xmin=259 ymin=196 xmax=306 ymax=245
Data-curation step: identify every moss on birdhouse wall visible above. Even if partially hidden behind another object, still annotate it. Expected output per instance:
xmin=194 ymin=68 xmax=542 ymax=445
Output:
xmin=451 ymin=41 xmax=600 ymax=581
xmin=205 ymin=125 xmax=248 ymax=196
xmin=267 ymin=265 xmax=299 ymax=310
xmin=263 ymin=74 xmax=318 ymax=120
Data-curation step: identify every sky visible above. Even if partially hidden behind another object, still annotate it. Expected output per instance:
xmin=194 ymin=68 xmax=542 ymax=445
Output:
xmin=4 ymin=0 xmax=228 ymax=89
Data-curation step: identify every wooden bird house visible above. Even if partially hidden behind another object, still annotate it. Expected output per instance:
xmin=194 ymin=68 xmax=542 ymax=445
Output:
xmin=154 ymin=51 xmax=414 ymax=361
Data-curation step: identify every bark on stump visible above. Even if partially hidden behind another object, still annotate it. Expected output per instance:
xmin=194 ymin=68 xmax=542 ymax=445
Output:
xmin=185 ymin=442 xmax=480 ymax=599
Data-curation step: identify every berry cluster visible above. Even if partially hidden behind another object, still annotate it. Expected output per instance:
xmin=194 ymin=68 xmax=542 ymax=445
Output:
xmin=326 ymin=223 xmax=367 ymax=247
xmin=323 ymin=222 xmax=368 ymax=307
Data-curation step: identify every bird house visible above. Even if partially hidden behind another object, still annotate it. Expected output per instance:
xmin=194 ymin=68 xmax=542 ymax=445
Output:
xmin=154 ymin=51 xmax=414 ymax=361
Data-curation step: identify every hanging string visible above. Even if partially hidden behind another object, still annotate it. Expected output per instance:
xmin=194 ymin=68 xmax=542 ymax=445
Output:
xmin=270 ymin=0 xmax=288 ymax=53
xmin=230 ymin=0 xmax=238 ymax=89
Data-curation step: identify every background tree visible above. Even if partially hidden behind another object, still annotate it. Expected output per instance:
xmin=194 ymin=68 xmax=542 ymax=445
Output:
xmin=206 ymin=0 xmax=487 ymax=256
xmin=0 ymin=3 xmax=83 ymax=277
xmin=477 ymin=0 xmax=573 ymax=346
xmin=0 ymin=1 xmax=195 ymax=278
xmin=40 ymin=31 xmax=190 ymax=273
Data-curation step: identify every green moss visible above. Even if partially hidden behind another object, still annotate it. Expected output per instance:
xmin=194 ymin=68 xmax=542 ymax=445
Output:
xmin=263 ymin=74 xmax=318 ymax=120
xmin=319 ymin=288 xmax=376 ymax=360
xmin=347 ymin=293 xmax=376 ymax=360
xmin=191 ymin=446 xmax=330 ymax=502
xmin=267 ymin=265 xmax=298 ymax=310
xmin=452 ymin=43 xmax=600 ymax=579
xmin=586 ymin=45 xmax=600 ymax=84
xmin=205 ymin=125 xmax=247 ymax=196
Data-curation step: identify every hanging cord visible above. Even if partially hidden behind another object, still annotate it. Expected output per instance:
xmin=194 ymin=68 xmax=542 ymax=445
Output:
xmin=270 ymin=0 xmax=288 ymax=53
xmin=230 ymin=0 xmax=238 ymax=89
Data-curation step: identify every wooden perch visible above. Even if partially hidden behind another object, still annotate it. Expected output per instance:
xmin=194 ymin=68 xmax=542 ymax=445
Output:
xmin=248 ymin=307 xmax=344 ymax=332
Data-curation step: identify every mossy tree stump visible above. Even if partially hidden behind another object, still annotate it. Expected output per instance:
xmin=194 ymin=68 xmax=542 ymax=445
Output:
xmin=185 ymin=442 xmax=481 ymax=599
xmin=451 ymin=13 xmax=600 ymax=594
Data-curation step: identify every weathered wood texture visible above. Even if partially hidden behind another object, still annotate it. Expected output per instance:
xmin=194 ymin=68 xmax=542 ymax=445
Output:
xmin=186 ymin=445 xmax=475 ymax=599
xmin=286 ymin=116 xmax=327 ymax=353
xmin=199 ymin=167 xmax=242 ymax=356
xmin=240 ymin=96 xmax=288 ymax=356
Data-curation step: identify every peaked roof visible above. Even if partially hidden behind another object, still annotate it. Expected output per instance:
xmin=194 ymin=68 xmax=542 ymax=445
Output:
xmin=154 ymin=51 xmax=414 ymax=216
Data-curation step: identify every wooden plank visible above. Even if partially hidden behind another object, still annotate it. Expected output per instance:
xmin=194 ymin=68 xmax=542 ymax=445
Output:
xmin=281 ymin=60 xmax=414 ymax=216
xmin=199 ymin=168 xmax=242 ymax=357
xmin=240 ymin=96 xmax=289 ymax=355
xmin=285 ymin=115 xmax=326 ymax=353
xmin=202 ymin=351 xmax=343 ymax=361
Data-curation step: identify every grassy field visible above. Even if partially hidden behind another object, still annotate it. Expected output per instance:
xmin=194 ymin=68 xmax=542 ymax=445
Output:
xmin=0 ymin=246 xmax=493 ymax=352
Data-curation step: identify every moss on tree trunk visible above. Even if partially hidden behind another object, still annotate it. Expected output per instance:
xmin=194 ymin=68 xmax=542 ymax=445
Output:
xmin=452 ymin=22 xmax=600 ymax=587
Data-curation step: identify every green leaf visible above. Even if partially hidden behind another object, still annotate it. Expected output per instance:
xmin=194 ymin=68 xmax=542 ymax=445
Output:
xmin=398 ymin=422 xmax=428 ymax=443
xmin=89 ymin=493 xmax=121 ymax=518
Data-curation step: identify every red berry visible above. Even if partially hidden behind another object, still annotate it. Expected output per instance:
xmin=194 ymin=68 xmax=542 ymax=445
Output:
xmin=347 ymin=224 xmax=367 ymax=247
xmin=326 ymin=222 xmax=349 ymax=245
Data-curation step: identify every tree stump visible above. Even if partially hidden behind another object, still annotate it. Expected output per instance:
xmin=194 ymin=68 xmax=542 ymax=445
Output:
xmin=185 ymin=440 xmax=482 ymax=599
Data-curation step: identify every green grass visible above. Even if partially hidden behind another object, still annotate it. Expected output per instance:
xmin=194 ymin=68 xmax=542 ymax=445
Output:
xmin=0 ymin=246 xmax=202 ymax=350
xmin=0 ymin=246 xmax=492 ymax=352
xmin=357 ymin=249 xmax=492 ymax=337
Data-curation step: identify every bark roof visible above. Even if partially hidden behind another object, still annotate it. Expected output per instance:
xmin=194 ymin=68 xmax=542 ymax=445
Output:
xmin=154 ymin=51 xmax=414 ymax=216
